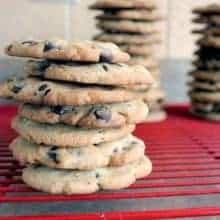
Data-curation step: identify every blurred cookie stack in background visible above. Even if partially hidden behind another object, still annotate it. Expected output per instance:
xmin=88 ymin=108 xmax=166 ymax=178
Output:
xmin=189 ymin=4 xmax=220 ymax=121
xmin=90 ymin=0 xmax=166 ymax=122
xmin=0 ymin=40 xmax=154 ymax=194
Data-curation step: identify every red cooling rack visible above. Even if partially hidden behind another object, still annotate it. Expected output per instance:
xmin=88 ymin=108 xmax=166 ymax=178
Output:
xmin=1 ymin=105 xmax=220 ymax=219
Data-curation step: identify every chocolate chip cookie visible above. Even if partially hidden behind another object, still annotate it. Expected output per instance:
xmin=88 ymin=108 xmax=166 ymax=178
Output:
xmin=90 ymin=0 xmax=157 ymax=10
xmin=119 ymin=44 xmax=157 ymax=56
xmin=193 ymin=4 xmax=220 ymax=15
xmin=189 ymin=90 xmax=220 ymax=102
xmin=25 ymin=60 xmax=154 ymax=86
xmin=191 ymin=100 xmax=220 ymax=121
xmin=197 ymin=36 xmax=220 ymax=48
xmin=18 ymin=100 xmax=148 ymax=128
xmin=97 ymin=20 xmax=159 ymax=34
xmin=12 ymin=116 xmax=135 ymax=147
xmin=10 ymin=135 xmax=145 ymax=170
xmin=5 ymin=40 xmax=130 ymax=63
xmin=189 ymin=79 xmax=220 ymax=91
xmin=22 ymin=156 xmax=152 ymax=194
xmin=0 ymin=77 xmax=144 ymax=106
xmin=94 ymin=32 xmax=161 ymax=45
xmin=96 ymin=9 xmax=163 ymax=21
xmin=190 ymin=70 xmax=220 ymax=81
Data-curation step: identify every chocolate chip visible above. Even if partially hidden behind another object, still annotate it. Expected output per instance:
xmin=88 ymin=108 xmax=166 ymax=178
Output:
xmin=113 ymin=148 xmax=118 ymax=153
xmin=131 ymin=141 xmax=138 ymax=145
xmin=11 ymin=82 xmax=25 ymax=94
xmin=48 ymin=151 xmax=59 ymax=163
xmin=44 ymin=89 xmax=51 ymax=96
xmin=7 ymin=44 xmax=13 ymax=51
xmin=38 ymin=84 xmax=48 ymax=91
xmin=36 ymin=83 xmax=51 ymax=96
xmin=99 ymin=50 xmax=113 ymax=63
xmin=48 ymin=147 xmax=59 ymax=163
xmin=50 ymin=146 xmax=58 ymax=151
xmin=102 ymin=64 xmax=108 ymax=71
xmin=96 ymin=173 xmax=100 ymax=178
xmin=43 ymin=41 xmax=60 ymax=52
xmin=51 ymin=106 xmax=74 ymax=115
xmin=11 ymin=85 xmax=22 ymax=93
xmin=22 ymin=41 xmax=37 ymax=46
xmin=37 ymin=60 xmax=50 ymax=72
xmin=92 ymin=106 xmax=112 ymax=122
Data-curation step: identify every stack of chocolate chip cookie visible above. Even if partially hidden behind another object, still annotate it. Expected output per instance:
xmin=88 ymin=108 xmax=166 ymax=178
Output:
xmin=189 ymin=4 xmax=220 ymax=121
xmin=0 ymin=40 xmax=154 ymax=194
xmin=90 ymin=0 xmax=166 ymax=122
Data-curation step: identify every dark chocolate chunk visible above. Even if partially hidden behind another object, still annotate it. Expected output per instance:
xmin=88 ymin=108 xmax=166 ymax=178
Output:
xmin=113 ymin=148 xmax=118 ymax=153
xmin=37 ymin=60 xmax=50 ymax=72
xmin=43 ymin=88 xmax=51 ymax=96
xmin=43 ymin=41 xmax=60 ymax=52
xmin=92 ymin=106 xmax=112 ymax=122
xmin=100 ymin=49 xmax=113 ymax=63
xmin=95 ymin=173 xmax=100 ymax=178
xmin=102 ymin=64 xmax=109 ymax=71
xmin=51 ymin=106 xmax=74 ymax=115
xmin=48 ymin=152 xmax=59 ymax=163
xmin=48 ymin=149 xmax=59 ymax=164
xmin=50 ymin=146 xmax=59 ymax=151
xmin=37 ymin=83 xmax=51 ymax=96
xmin=11 ymin=82 xmax=25 ymax=94
xmin=38 ymin=84 xmax=48 ymax=91
xmin=7 ymin=44 xmax=13 ymax=51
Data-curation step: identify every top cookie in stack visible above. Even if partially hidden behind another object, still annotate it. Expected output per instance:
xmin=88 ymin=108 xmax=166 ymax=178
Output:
xmin=0 ymin=39 xmax=154 ymax=194
xmin=90 ymin=0 xmax=166 ymax=122
xmin=189 ymin=4 xmax=220 ymax=121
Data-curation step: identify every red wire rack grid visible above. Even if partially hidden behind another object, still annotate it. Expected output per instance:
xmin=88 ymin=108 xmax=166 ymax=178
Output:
xmin=1 ymin=105 xmax=220 ymax=219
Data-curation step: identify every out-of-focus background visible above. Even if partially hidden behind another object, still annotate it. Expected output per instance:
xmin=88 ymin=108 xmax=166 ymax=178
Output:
xmin=0 ymin=0 xmax=219 ymax=104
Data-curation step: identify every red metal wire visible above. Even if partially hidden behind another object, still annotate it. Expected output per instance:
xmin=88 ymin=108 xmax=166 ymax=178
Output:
xmin=1 ymin=105 xmax=220 ymax=219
